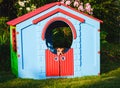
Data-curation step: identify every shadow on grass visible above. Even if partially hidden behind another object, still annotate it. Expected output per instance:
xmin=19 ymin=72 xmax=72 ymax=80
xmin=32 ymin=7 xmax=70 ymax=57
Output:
xmin=81 ymin=68 xmax=120 ymax=88
xmin=0 ymin=68 xmax=120 ymax=88
xmin=101 ymin=54 xmax=120 ymax=74
xmin=0 ymin=71 xmax=16 ymax=83
xmin=74 ymin=77 xmax=120 ymax=88
xmin=87 ymin=77 xmax=120 ymax=88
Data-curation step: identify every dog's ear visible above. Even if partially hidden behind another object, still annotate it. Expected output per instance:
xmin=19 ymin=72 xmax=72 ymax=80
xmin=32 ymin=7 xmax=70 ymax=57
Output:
xmin=55 ymin=48 xmax=58 ymax=50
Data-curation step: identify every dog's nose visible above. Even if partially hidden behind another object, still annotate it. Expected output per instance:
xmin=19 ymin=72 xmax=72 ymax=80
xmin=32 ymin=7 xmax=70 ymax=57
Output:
xmin=59 ymin=53 xmax=62 ymax=55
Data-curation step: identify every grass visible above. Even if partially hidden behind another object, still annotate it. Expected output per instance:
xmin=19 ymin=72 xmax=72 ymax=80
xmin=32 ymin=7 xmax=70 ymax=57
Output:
xmin=0 ymin=55 xmax=120 ymax=88
xmin=0 ymin=67 xmax=120 ymax=88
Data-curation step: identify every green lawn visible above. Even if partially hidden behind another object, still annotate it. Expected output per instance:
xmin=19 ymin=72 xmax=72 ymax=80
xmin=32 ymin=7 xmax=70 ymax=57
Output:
xmin=0 ymin=67 xmax=120 ymax=88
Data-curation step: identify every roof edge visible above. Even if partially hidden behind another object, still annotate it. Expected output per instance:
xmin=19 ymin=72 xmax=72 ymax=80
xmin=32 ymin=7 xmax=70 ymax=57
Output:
xmin=7 ymin=2 xmax=103 ymax=26
xmin=60 ymin=3 xmax=103 ymax=23
xmin=32 ymin=8 xmax=85 ymax=24
xmin=7 ymin=2 xmax=60 ymax=26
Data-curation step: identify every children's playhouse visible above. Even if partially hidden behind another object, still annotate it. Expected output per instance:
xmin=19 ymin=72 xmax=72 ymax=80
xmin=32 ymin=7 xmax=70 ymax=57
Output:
xmin=7 ymin=2 xmax=103 ymax=79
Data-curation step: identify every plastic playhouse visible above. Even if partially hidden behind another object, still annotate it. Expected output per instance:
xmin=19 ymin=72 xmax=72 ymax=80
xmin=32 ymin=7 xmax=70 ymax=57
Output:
xmin=7 ymin=2 xmax=103 ymax=79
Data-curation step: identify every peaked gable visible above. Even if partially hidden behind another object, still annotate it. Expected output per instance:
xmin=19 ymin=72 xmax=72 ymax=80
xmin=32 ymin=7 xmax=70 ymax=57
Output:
xmin=7 ymin=2 xmax=58 ymax=26
xmin=32 ymin=8 xmax=85 ymax=24
xmin=7 ymin=2 xmax=103 ymax=26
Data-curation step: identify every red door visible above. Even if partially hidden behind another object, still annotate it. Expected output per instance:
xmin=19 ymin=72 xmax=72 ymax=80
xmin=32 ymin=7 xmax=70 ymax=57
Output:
xmin=46 ymin=49 xmax=59 ymax=76
xmin=60 ymin=48 xmax=74 ymax=76
xmin=46 ymin=48 xmax=74 ymax=76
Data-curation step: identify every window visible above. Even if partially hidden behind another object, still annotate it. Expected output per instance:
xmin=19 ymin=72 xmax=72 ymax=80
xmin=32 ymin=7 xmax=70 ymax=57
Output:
xmin=12 ymin=28 xmax=17 ymax=52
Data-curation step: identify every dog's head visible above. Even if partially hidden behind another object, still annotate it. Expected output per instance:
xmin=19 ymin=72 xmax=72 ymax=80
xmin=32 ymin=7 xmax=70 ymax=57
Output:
xmin=56 ymin=48 xmax=65 ymax=56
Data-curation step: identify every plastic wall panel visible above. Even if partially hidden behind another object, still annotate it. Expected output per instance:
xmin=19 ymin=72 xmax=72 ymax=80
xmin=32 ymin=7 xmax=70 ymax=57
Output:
xmin=81 ymin=23 xmax=100 ymax=76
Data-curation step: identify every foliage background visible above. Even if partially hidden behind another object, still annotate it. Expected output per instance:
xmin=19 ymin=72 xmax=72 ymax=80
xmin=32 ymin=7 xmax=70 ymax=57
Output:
xmin=0 ymin=0 xmax=120 ymax=71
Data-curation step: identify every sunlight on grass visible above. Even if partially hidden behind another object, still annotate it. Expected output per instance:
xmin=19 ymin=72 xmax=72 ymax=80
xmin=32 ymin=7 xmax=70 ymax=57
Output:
xmin=0 ymin=68 xmax=120 ymax=88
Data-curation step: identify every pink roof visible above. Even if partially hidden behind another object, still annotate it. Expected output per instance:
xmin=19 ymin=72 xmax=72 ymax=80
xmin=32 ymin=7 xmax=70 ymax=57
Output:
xmin=7 ymin=2 xmax=103 ymax=26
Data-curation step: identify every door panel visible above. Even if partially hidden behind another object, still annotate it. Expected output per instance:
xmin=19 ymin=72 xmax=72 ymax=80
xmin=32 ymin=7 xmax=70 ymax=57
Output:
xmin=46 ymin=49 xmax=59 ymax=76
xmin=60 ymin=48 xmax=74 ymax=76
xmin=46 ymin=48 xmax=74 ymax=77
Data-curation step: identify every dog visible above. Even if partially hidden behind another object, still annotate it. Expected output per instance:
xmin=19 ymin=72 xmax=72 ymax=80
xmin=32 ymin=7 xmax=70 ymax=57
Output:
xmin=56 ymin=48 xmax=65 ymax=56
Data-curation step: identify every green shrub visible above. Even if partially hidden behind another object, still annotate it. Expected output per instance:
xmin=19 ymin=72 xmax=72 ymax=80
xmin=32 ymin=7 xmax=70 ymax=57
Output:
xmin=101 ymin=43 xmax=120 ymax=73
xmin=0 ymin=17 xmax=10 ymax=71
xmin=0 ymin=17 xmax=9 ymax=45
xmin=100 ymin=31 xmax=108 ymax=45
xmin=52 ymin=27 xmax=73 ymax=48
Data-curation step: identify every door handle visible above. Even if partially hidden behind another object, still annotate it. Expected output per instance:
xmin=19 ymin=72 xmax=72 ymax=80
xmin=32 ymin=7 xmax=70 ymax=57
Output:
xmin=54 ymin=57 xmax=58 ymax=61
xmin=61 ymin=56 xmax=66 ymax=61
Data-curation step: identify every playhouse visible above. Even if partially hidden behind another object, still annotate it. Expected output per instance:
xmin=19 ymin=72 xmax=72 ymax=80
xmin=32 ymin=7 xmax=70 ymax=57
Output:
xmin=7 ymin=2 xmax=103 ymax=79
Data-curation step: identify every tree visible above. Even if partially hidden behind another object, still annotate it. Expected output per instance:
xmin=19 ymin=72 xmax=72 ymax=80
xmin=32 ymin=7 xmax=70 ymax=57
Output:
xmin=15 ymin=0 xmax=57 ymax=16
xmin=87 ymin=0 xmax=120 ymax=43
xmin=0 ymin=0 xmax=17 ymax=19
xmin=52 ymin=27 xmax=73 ymax=48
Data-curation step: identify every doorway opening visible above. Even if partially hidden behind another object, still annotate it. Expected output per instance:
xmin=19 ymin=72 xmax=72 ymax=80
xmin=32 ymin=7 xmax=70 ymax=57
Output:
xmin=45 ymin=21 xmax=73 ymax=54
